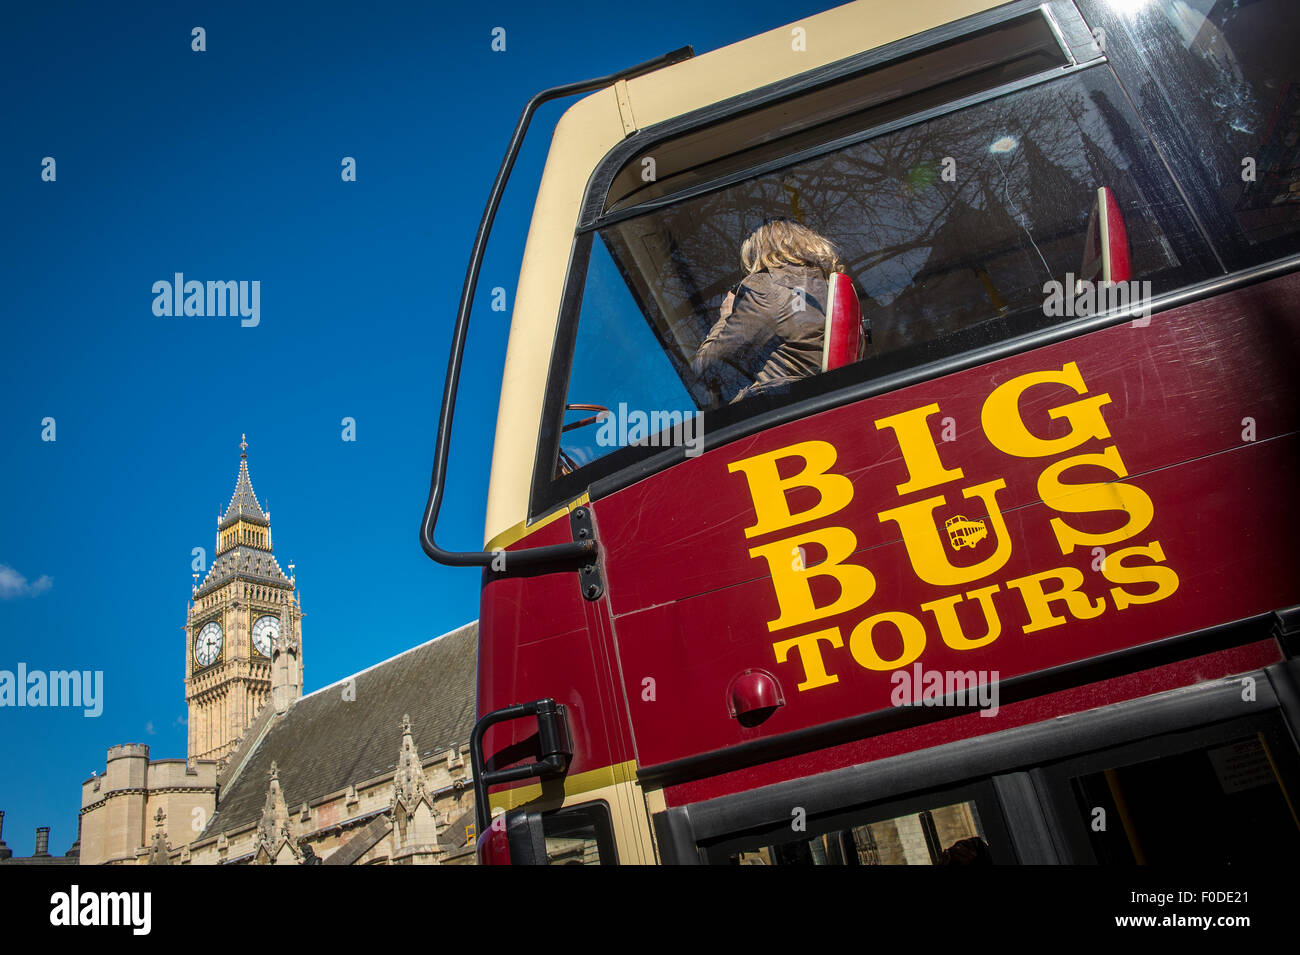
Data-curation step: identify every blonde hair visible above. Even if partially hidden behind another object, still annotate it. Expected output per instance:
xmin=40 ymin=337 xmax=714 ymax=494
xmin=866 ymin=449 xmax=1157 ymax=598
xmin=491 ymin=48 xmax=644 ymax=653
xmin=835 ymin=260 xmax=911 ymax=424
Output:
xmin=740 ymin=220 xmax=845 ymax=276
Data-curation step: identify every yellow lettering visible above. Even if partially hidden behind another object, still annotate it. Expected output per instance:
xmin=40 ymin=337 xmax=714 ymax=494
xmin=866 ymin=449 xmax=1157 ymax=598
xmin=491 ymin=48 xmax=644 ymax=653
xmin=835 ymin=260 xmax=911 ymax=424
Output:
xmin=773 ymin=627 xmax=844 ymax=691
xmin=982 ymin=362 xmax=1112 ymax=458
xmin=1006 ymin=566 xmax=1105 ymax=633
xmin=874 ymin=403 xmax=964 ymax=494
xmin=847 ymin=611 xmax=927 ymax=670
xmin=749 ymin=526 xmax=875 ymax=631
xmin=1037 ymin=446 xmax=1154 ymax=554
xmin=729 ymin=440 xmax=854 ymax=537
xmin=878 ymin=479 xmax=1012 ymax=586
xmin=1103 ymin=541 xmax=1180 ymax=610
xmin=921 ymin=584 xmax=1002 ymax=650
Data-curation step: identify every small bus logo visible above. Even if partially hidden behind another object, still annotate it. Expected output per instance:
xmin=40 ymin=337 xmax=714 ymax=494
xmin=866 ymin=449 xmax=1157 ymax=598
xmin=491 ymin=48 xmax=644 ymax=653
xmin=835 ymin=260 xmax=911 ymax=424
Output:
xmin=945 ymin=515 xmax=988 ymax=551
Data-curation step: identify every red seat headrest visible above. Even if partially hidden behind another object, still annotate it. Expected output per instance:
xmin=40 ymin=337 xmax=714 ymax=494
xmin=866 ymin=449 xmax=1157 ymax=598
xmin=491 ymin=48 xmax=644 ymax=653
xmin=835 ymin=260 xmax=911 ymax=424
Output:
xmin=822 ymin=271 xmax=863 ymax=372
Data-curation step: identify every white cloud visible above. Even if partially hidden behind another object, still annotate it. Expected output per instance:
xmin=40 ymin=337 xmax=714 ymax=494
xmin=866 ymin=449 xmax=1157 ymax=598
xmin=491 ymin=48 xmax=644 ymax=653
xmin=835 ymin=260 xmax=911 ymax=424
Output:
xmin=0 ymin=564 xmax=52 ymax=599
xmin=146 ymin=721 xmax=157 ymax=736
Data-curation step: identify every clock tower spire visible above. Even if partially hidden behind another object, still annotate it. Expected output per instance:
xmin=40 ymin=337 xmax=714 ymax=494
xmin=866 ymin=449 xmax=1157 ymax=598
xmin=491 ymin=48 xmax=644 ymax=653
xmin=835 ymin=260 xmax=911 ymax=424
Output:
xmin=185 ymin=437 xmax=304 ymax=764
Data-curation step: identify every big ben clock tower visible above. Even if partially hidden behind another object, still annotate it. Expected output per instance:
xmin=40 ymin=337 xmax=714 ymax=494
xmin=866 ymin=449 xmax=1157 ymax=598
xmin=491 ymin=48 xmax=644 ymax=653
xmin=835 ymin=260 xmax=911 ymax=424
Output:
xmin=185 ymin=436 xmax=303 ymax=764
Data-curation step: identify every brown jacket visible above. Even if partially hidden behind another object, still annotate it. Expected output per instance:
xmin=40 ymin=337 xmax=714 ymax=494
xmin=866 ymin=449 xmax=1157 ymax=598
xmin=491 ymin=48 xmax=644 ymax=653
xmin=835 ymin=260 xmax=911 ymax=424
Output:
xmin=692 ymin=265 xmax=828 ymax=403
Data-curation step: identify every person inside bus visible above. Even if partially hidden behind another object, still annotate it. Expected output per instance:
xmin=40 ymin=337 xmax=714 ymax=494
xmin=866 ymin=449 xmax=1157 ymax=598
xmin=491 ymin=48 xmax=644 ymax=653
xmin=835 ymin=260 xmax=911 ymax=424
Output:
xmin=937 ymin=836 xmax=992 ymax=865
xmin=691 ymin=219 xmax=848 ymax=404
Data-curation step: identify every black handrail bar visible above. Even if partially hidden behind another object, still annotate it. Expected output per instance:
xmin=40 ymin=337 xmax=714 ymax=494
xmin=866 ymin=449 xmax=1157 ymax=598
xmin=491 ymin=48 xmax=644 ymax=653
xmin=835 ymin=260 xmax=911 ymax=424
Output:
xmin=419 ymin=47 xmax=694 ymax=569
xmin=470 ymin=698 xmax=572 ymax=833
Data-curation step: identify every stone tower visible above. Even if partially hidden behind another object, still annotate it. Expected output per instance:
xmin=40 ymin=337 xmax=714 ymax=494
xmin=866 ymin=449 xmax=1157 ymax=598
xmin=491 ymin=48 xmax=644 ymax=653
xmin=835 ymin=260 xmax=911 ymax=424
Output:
xmin=185 ymin=436 xmax=303 ymax=763
xmin=271 ymin=601 xmax=302 ymax=714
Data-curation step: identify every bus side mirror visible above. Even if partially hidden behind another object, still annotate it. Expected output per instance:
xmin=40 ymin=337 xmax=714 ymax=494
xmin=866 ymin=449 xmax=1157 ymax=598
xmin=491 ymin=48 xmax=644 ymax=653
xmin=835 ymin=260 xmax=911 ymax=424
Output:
xmin=477 ymin=808 xmax=548 ymax=865
xmin=506 ymin=810 xmax=548 ymax=865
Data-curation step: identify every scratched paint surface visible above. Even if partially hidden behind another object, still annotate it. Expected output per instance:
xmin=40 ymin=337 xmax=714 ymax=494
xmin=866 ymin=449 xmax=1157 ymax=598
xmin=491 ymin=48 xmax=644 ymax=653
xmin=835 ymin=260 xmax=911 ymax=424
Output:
xmin=476 ymin=272 xmax=1300 ymax=782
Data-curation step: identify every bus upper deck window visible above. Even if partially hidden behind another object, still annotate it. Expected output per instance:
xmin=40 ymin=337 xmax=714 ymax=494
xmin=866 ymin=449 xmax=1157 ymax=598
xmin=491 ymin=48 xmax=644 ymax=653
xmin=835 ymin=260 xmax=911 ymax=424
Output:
xmin=543 ymin=22 xmax=1219 ymax=496
xmin=1076 ymin=0 xmax=1300 ymax=268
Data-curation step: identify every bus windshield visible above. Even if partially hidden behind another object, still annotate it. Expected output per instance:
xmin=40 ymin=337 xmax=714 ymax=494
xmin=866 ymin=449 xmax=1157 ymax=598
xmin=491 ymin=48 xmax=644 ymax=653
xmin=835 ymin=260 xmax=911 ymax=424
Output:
xmin=555 ymin=64 xmax=1217 ymax=477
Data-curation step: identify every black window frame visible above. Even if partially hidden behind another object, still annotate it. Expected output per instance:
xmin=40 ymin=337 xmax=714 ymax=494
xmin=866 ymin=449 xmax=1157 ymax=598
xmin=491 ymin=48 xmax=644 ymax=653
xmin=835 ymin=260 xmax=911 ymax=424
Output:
xmin=539 ymin=799 xmax=620 ymax=865
xmin=698 ymin=778 xmax=1014 ymax=865
xmin=1032 ymin=707 xmax=1300 ymax=864
xmin=525 ymin=0 xmax=1242 ymax=523
xmin=651 ymin=655 xmax=1300 ymax=864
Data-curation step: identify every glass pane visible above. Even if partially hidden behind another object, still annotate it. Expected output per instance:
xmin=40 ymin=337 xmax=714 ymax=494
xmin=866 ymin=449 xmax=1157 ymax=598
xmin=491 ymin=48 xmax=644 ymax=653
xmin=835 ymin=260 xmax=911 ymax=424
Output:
xmin=543 ymin=830 xmax=601 ymax=865
xmin=558 ymin=238 xmax=699 ymax=475
xmin=728 ymin=799 xmax=991 ymax=865
xmin=605 ymin=11 xmax=1072 ymax=213
xmin=1070 ymin=733 xmax=1300 ymax=864
xmin=556 ymin=66 xmax=1216 ymax=477
xmin=541 ymin=805 xmax=614 ymax=865
xmin=1077 ymin=0 xmax=1300 ymax=265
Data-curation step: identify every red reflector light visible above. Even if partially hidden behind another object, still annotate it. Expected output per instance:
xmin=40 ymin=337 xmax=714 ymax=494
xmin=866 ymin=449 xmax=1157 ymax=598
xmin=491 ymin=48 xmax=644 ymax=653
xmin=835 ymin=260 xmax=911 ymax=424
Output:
xmin=728 ymin=668 xmax=785 ymax=724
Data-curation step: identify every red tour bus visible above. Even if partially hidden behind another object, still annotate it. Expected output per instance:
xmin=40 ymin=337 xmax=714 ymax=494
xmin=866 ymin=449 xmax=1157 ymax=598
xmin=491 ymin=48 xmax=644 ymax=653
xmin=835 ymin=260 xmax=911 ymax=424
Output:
xmin=421 ymin=0 xmax=1300 ymax=864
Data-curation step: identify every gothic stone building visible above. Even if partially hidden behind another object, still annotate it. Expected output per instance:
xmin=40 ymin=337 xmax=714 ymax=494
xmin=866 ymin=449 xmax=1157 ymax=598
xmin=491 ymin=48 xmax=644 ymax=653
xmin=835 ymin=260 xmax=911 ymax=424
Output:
xmin=76 ymin=441 xmax=478 ymax=864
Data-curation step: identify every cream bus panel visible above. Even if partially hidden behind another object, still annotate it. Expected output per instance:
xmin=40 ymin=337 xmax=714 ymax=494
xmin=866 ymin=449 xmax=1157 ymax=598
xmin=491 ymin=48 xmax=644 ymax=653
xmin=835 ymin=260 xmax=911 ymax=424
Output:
xmin=484 ymin=0 xmax=1005 ymax=546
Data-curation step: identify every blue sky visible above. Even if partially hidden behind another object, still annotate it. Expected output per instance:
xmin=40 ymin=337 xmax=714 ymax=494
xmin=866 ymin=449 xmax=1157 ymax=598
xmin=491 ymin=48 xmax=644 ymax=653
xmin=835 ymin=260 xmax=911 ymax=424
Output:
xmin=0 ymin=0 xmax=832 ymax=856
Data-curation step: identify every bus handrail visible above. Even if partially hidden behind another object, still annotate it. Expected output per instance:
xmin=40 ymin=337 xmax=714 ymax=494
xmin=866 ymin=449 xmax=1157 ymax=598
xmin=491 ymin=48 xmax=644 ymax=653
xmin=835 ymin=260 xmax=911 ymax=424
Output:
xmin=419 ymin=46 xmax=695 ymax=569
xmin=470 ymin=698 xmax=572 ymax=833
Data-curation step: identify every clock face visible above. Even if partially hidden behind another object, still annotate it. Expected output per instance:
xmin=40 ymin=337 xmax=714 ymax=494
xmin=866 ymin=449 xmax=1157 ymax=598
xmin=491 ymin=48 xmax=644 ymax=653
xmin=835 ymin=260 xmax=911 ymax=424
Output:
xmin=195 ymin=621 xmax=223 ymax=668
xmin=252 ymin=614 xmax=280 ymax=657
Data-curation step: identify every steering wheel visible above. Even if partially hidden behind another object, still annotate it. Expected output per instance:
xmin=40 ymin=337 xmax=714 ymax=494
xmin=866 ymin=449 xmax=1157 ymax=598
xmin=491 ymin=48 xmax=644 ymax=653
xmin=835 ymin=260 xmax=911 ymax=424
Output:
xmin=558 ymin=403 xmax=611 ymax=475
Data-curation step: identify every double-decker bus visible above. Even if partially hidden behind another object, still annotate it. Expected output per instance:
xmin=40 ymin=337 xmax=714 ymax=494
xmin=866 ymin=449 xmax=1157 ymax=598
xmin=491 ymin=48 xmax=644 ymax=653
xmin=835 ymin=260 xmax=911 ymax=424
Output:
xmin=421 ymin=0 xmax=1300 ymax=864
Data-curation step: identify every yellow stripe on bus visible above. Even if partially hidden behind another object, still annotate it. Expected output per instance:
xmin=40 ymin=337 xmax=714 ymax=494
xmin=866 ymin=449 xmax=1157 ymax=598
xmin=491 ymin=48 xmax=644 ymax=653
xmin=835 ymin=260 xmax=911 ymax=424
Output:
xmin=484 ymin=493 xmax=591 ymax=553
xmin=489 ymin=759 xmax=638 ymax=814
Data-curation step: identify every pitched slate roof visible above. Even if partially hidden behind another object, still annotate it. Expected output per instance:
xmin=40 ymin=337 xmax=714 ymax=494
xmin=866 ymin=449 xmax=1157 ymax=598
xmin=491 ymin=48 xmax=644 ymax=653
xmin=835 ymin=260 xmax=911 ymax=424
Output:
xmin=220 ymin=458 xmax=270 ymax=529
xmin=195 ymin=545 xmax=291 ymax=597
xmin=200 ymin=622 xmax=478 ymax=839
xmin=322 ymin=815 xmax=392 ymax=866
xmin=196 ymin=450 xmax=290 ymax=597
